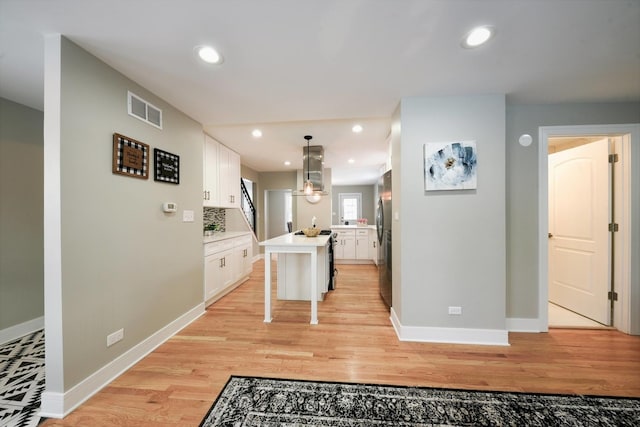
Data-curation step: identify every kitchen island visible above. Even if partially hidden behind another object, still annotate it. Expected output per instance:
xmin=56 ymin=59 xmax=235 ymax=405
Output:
xmin=259 ymin=233 xmax=330 ymax=324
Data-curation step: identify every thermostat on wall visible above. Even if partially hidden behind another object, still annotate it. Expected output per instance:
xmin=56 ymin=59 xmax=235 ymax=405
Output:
xmin=163 ymin=202 xmax=177 ymax=213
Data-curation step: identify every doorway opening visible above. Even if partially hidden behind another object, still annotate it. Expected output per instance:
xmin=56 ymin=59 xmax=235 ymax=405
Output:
xmin=538 ymin=124 xmax=639 ymax=334
xmin=264 ymin=189 xmax=292 ymax=240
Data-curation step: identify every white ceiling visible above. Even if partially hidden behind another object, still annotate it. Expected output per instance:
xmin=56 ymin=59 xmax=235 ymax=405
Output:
xmin=1 ymin=0 xmax=639 ymax=184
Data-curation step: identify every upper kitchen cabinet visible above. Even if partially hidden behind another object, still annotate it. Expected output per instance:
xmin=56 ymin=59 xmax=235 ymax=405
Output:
xmin=203 ymin=134 xmax=241 ymax=208
xmin=218 ymin=143 xmax=241 ymax=208
xmin=203 ymin=134 xmax=219 ymax=207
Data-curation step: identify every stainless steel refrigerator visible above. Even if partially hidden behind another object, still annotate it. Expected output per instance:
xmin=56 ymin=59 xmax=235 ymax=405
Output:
xmin=376 ymin=170 xmax=392 ymax=308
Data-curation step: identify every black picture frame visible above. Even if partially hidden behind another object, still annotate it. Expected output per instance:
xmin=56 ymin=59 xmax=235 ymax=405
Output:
xmin=154 ymin=148 xmax=180 ymax=184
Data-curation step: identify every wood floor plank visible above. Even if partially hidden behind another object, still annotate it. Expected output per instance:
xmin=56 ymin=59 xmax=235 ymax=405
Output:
xmin=41 ymin=260 xmax=640 ymax=426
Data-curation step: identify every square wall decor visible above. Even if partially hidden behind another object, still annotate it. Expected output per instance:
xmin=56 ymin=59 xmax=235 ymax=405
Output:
xmin=424 ymin=141 xmax=477 ymax=191
xmin=112 ymin=133 xmax=149 ymax=179
xmin=154 ymin=148 xmax=180 ymax=184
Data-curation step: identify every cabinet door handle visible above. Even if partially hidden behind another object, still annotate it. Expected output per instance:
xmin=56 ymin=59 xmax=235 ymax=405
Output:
xmin=219 ymin=258 xmax=223 ymax=268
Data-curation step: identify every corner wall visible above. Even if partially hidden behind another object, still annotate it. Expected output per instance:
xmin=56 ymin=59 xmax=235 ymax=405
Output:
xmin=0 ymin=98 xmax=44 ymax=338
xmin=394 ymin=95 xmax=507 ymax=345
xmin=42 ymin=36 xmax=204 ymax=415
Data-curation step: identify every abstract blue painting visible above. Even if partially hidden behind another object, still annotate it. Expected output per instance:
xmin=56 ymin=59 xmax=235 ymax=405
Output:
xmin=424 ymin=141 xmax=477 ymax=191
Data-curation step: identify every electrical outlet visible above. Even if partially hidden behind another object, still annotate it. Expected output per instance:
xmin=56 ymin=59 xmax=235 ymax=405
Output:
xmin=107 ymin=328 xmax=124 ymax=347
xmin=448 ymin=306 xmax=462 ymax=315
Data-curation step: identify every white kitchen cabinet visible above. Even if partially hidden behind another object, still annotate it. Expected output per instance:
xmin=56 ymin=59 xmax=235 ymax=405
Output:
xmin=203 ymin=135 xmax=219 ymax=206
xmin=370 ymin=229 xmax=379 ymax=266
xmin=202 ymin=135 xmax=241 ymax=208
xmin=204 ymin=248 xmax=233 ymax=301
xmin=218 ymin=143 xmax=241 ymax=208
xmin=233 ymin=235 xmax=253 ymax=279
xmin=355 ymin=229 xmax=369 ymax=260
xmin=204 ymin=233 xmax=253 ymax=305
xmin=332 ymin=229 xmax=355 ymax=260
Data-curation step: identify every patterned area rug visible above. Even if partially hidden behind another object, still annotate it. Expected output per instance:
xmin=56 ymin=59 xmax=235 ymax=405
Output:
xmin=0 ymin=330 xmax=45 ymax=427
xmin=200 ymin=376 xmax=640 ymax=426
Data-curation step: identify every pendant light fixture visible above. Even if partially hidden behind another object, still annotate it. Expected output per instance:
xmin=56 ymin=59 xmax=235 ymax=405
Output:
xmin=303 ymin=135 xmax=314 ymax=195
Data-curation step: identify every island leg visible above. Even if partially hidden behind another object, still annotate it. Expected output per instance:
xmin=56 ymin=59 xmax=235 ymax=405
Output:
xmin=310 ymin=249 xmax=318 ymax=325
xmin=264 ymin=249 xmax=272 ymax=323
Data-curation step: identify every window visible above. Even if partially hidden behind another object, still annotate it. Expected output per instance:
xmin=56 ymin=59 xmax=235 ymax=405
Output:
xmin=339 ymin=193 xmax=361 ymax=224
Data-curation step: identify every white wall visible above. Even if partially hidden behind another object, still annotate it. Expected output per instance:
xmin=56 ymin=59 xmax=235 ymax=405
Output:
xmin=393 ymin=95 xmax=506 ymax=344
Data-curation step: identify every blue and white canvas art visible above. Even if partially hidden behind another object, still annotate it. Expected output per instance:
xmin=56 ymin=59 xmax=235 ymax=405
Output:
xmin=424 ymin=141 xmax=477 ymax=191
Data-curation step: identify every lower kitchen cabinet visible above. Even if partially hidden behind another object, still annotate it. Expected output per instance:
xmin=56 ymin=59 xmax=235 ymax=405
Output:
xmin=204 ymin=233 xmax=253 ymax=305
xmin=332 ymin=227 xmax=378 ymax=264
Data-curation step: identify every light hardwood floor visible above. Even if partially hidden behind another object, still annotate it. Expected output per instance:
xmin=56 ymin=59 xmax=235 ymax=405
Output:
xmin=42 ymin=261 xmax=640 ymax=426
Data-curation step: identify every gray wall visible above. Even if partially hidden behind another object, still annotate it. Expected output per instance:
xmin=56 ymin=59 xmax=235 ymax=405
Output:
xmin=0 ymin=98 xmax=44 ymax=332
xmin=396 ymin=95 xmax=506 ymax=330
xmin=331 ymin=184 xmax=376 ymax=225
xmin=506 ymin=102 xmax=640 ymax=320
xmin=52 ymin=37 xmax=204 ymax=390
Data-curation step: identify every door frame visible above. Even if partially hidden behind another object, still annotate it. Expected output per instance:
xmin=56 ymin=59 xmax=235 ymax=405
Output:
xmin=538 ymin=124 xmax=640 ymax=334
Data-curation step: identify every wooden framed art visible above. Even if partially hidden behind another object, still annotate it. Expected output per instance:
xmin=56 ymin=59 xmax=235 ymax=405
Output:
xmin=112 ymin=133 xmax=149 ymax=179
xmin=154 ymin=148 xmax=180 ymax=184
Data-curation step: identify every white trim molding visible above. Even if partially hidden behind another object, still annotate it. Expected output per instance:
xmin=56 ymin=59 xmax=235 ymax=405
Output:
xmin=390 ymin=308 xmax=510 ymax=346
xmin=506 ymin=317 xmax=543 ymax=333
xmin=0 ymin=316 xmax=45 ymax=345
xmin=39 ymin=303 xmax=205 ymax=419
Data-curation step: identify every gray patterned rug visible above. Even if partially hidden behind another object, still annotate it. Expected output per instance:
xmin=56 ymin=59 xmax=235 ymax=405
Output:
xmin=199 ymin=376 xmax=640 ymax=426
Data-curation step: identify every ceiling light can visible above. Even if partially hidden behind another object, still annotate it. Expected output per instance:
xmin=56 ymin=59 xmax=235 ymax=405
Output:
xmin=196 ymin=45 xmax=224 ymax=64
xmin=462 ymin=26 xmax=494 ymax=48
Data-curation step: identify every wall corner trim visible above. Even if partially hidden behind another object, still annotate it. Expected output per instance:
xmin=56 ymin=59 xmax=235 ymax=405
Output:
xmin=506 ymin=317 xmax=544 ymax=333
xmin=39 ymin=303 xmax=205 ymax=419
xmin=390 ymin=308 xmax=510 ymax=346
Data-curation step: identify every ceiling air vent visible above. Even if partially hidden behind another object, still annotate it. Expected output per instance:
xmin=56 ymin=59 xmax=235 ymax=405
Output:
xmin=127 ymin=91 xmax=162 ymax=129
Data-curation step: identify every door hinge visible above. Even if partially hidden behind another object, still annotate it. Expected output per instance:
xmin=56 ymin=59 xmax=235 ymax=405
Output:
xmin=608 ymin=153 xmax=619 ymax=163
xmin=609 ymin=223 xmax=619 ymax=232
xmin=608 ymin=291 xmax=618 ymax=301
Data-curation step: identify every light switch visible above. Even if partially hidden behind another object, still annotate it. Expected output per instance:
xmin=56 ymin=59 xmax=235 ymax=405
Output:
xmin=182 ymin=210 xmax=194 ymax=222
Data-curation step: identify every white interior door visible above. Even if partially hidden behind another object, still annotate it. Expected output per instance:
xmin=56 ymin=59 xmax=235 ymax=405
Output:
xmin=548 ymin=138 xmax=610 ymax=324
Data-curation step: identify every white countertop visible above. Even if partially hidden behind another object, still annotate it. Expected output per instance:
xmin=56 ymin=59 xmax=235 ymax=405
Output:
xmin=330 ymin=225 xmax=375 ymax=230
xmin=203 ymin=231 xmax=252 ymax=244
xmin=260 ymin=233 xmax=330 ymax=247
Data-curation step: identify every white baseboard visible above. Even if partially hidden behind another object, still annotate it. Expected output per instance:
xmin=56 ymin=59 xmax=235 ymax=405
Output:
xmin=390 ymin=308 xmax=510 ymax=346
xmin=39 ymin=303 xmax=205 ymax=419
xmin=0 ymin=316 xmax=44 ymax=345
xmin=506 ymin=317 xmax=544 ymax=332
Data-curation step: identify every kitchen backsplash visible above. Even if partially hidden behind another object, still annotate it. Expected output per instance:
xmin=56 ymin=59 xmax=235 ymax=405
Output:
xmin=203 ymin=207 xmax=226 ymax=232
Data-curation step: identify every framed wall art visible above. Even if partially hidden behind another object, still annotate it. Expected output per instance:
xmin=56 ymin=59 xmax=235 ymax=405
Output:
xmin=112 ymin=133 xmax=149 ymax=179
xmin=154 ymin=148 xmax=180 ymax=184
xmin=424 ymin=140 xmax=477 ymax=191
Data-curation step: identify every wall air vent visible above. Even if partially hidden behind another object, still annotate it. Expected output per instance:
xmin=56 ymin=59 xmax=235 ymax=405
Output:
xmin=127 ymin=91 xmax=162 ymax=129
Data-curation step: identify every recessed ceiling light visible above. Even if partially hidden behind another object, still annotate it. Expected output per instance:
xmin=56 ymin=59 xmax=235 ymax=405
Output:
xmin=348 ymin=159 xmax=355 ymax=164
xmin=284 ymin=161 xmax=291 ymax=166
xmin=196 ymin=45 xmax=224 ymax=64
xmin=462 ymin=26 xmax=494 ymax=48
xmin=252 ymin=129 xmax=262 ymax=138
xmin=352 ymin=124 xmax=363 ymax=133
